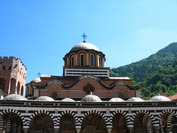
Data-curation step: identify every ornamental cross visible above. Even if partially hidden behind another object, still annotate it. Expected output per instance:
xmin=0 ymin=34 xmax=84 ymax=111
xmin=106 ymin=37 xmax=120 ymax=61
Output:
xmin=81 ymin=33 xmax=87 ymax=42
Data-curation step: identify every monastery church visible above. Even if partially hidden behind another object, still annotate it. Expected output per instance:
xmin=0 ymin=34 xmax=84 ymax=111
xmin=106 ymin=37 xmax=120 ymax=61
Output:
xmin=0 ymin=36 xmax=177 ymax=133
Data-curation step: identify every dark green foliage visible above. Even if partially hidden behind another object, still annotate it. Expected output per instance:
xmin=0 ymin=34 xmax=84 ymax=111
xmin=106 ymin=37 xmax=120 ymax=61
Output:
xmin=110 ymin=42 xmax=177 ymax=99
xmin=140 ymin=60 xmax=177 ymax=99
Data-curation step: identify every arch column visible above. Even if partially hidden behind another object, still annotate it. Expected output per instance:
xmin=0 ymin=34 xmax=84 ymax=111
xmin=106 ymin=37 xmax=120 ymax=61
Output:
xmin=54 ymin=128 xmax=59 ymax=133
xmin=76 ymin=127 xmax=80 ymax=133
xmin=0 ymin=115 xmax=3 ymax=133
xmin=127 ymin=125 xmax=134 ymax=133
xmin=153 ymin=125 xmax=160 ymax=133
xmin=8 ymin=79 xmax=11 ymax=94
xmin=166 ymin=127 xmax=172 ymax=133
xmin=107 ymin=128 xmax=112 ymax=133
xmin=23 ymin=128 xmax=28 ymax=133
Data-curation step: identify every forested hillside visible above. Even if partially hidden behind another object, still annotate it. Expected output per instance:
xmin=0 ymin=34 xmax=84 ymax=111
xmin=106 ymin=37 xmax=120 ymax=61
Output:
xmin=140 ymin=60 xmax=177 ymax=99
xmin=110 ymin=42 xmax=177 ymax=98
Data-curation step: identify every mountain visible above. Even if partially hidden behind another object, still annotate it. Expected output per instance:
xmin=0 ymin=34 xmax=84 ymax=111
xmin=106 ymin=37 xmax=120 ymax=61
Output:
xmin=110 ymin=42 xmax=177 ymax=99
xmin=110 ymin=42 xmax=177 ymax=82
xmin=140 ymin=60 xmax=177 ymax=99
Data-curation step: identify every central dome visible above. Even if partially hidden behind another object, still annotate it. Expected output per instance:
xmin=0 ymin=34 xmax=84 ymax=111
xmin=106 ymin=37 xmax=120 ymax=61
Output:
xmin=70 ymin=42 xmax=100 ymax=52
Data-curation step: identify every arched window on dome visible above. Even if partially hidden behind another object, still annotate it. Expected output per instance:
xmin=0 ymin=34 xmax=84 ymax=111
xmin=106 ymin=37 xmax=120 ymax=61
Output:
xmin=70 ymin=55 xmax=74 ymax=67
xmin=90 ymin=54 xmax=95 ymax=67
xmin=80 ymin=53 xmax=85 ymax=67
xmin=98 ymin=56 xmax=102 ymax=67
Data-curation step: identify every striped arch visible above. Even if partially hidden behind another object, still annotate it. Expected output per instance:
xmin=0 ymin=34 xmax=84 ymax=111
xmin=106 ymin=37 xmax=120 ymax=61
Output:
xmin=0 ymin=109 xmax=26 ymax=126
xmin=158 ymin=109 xmax=177 ymax=130
xmin=0 ymin=109 xmax=25 ymax=132
xmin=56 ymin=110 xmax=77 ymax=133
xmin=80 ymin=110 xmax=108 ymax=132
xmin=131 ymin=110 xmax=155 ymax=126
xmin=158 ymin=109 xmax=177 ymax=121
xmin=80 ymin=110 xmax=109 ymax=126
xmin=56 ymin=110 xmax=77 ymax=126
xmin=110 ymin=110 xmax=129 ymax=125
xmin=28 ymin=110 xmax=55 ymax=126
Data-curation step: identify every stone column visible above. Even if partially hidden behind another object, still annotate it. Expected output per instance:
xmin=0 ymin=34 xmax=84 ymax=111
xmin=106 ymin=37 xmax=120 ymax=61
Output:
xmin=153 ymin=126 xmax=160 ymax=133
xmin=167 ymin=128 xmax=172 ymax=133
xmin=107 ymin=128 xmax=112 ymax=133
xmin=23 ymin=128 xmax=28 ymax=133
xmin=76 ymin=128 xmax=81 ymax=133
xmin=8 ymin=79 xmax=11 ymax=94
xmin=127 ymin=126 xmax=134 ymax=133
xmin=54 ymin=128 xmax=59 ymax=133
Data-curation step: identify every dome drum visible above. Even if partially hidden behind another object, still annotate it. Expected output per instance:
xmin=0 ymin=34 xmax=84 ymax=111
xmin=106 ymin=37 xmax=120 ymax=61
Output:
xmin=63 ymin=42 xmax=109 ymax=77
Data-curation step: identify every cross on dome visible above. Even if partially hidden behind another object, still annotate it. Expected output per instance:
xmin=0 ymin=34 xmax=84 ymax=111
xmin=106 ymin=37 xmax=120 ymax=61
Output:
xmin=81 ymin=33 xmax=87 ymax=43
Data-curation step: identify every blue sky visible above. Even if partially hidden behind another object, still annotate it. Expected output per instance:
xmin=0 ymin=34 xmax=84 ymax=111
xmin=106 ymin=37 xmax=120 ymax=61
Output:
xmin=0 ymin=0 xmax=177 ymax=83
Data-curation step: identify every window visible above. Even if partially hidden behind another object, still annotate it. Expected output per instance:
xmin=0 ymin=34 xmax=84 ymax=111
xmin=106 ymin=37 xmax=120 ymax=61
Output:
xmin=83 ymin=84 xmax=95 ymax=95
xmin=80 ymin=53 xmax=84 ymax=66
xmin=0 ymin=79 xmax=5 ymax=91
xmin=98 ymin=56 xmax=102 ymax=67
xmin=90 ymin=54 xmax=95 ymax=67
xmin=50 ymin=91 xmax=58 ymax=99
xmin=118 ymin=92 xmax=125 ymax=99
xmin=71 ymin=55 xmax=74 ymax=67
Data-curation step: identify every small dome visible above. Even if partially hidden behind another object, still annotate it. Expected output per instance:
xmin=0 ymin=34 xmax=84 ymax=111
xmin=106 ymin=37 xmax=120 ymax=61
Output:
xmin=150 ymin=95 xmax=171 ymax=102
xmin=70 ymin=42 xmax=100 ymax=52
xmin=61 ymin=98 xmax=75 ymax=102
xmin=109 ymin=97 xmax=124 ymax=102
xmin=31 ymin=77 xmax=41 ymax=83
xmin=81 ymin=93 xmax=102 ymax=102
xmin=3 ymin=94 xmax=27 ymax=100
xmin=35 ymin=96 xmax=54 ymax=101
xmin=126 ymin=97 xmax=144 ymax=102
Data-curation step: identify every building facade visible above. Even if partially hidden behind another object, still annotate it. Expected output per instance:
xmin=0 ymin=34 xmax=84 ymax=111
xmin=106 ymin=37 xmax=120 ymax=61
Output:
xmin=0 ymin=98 xmax=177 ymax=133
xmin=26 ymin=41 xmax=139 ymax=100
xmin=0 ymin=56 xmax=27 ymax=97
xmin=0 ymin=41 xmax=177 ymax=133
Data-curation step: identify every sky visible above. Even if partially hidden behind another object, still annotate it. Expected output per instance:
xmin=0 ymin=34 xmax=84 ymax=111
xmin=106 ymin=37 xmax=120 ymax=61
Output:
xmin=0 ymin=0 xmax=177 ymax=83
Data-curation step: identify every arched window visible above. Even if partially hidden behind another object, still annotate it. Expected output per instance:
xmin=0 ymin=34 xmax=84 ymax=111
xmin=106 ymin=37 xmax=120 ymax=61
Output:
xmin=50 ymin=91 xmax=58 ymax=99
xmin=21 ymin=86 xmax=24 ymax=95
xmin=118 ymin=92 xmax=125 ymax=99
xmin=80 ymin=53 xmax=85 ymax=67
xmin=10 ymin=78 xmax=16 ymax=94
xmin=90 ymin=54 xmax=95 ymax=67
xmin=70 ymin=55 xmax=74 ymax=67
xmin=98 ymin=56 xmax=102 ymax=67
xmin=83 ymin=83 xmax=95 ymax=95
xmin=17 ymin=81 xmax=20 ymax=94
xmin=0 ymin=79 xmax=5 ymax=91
